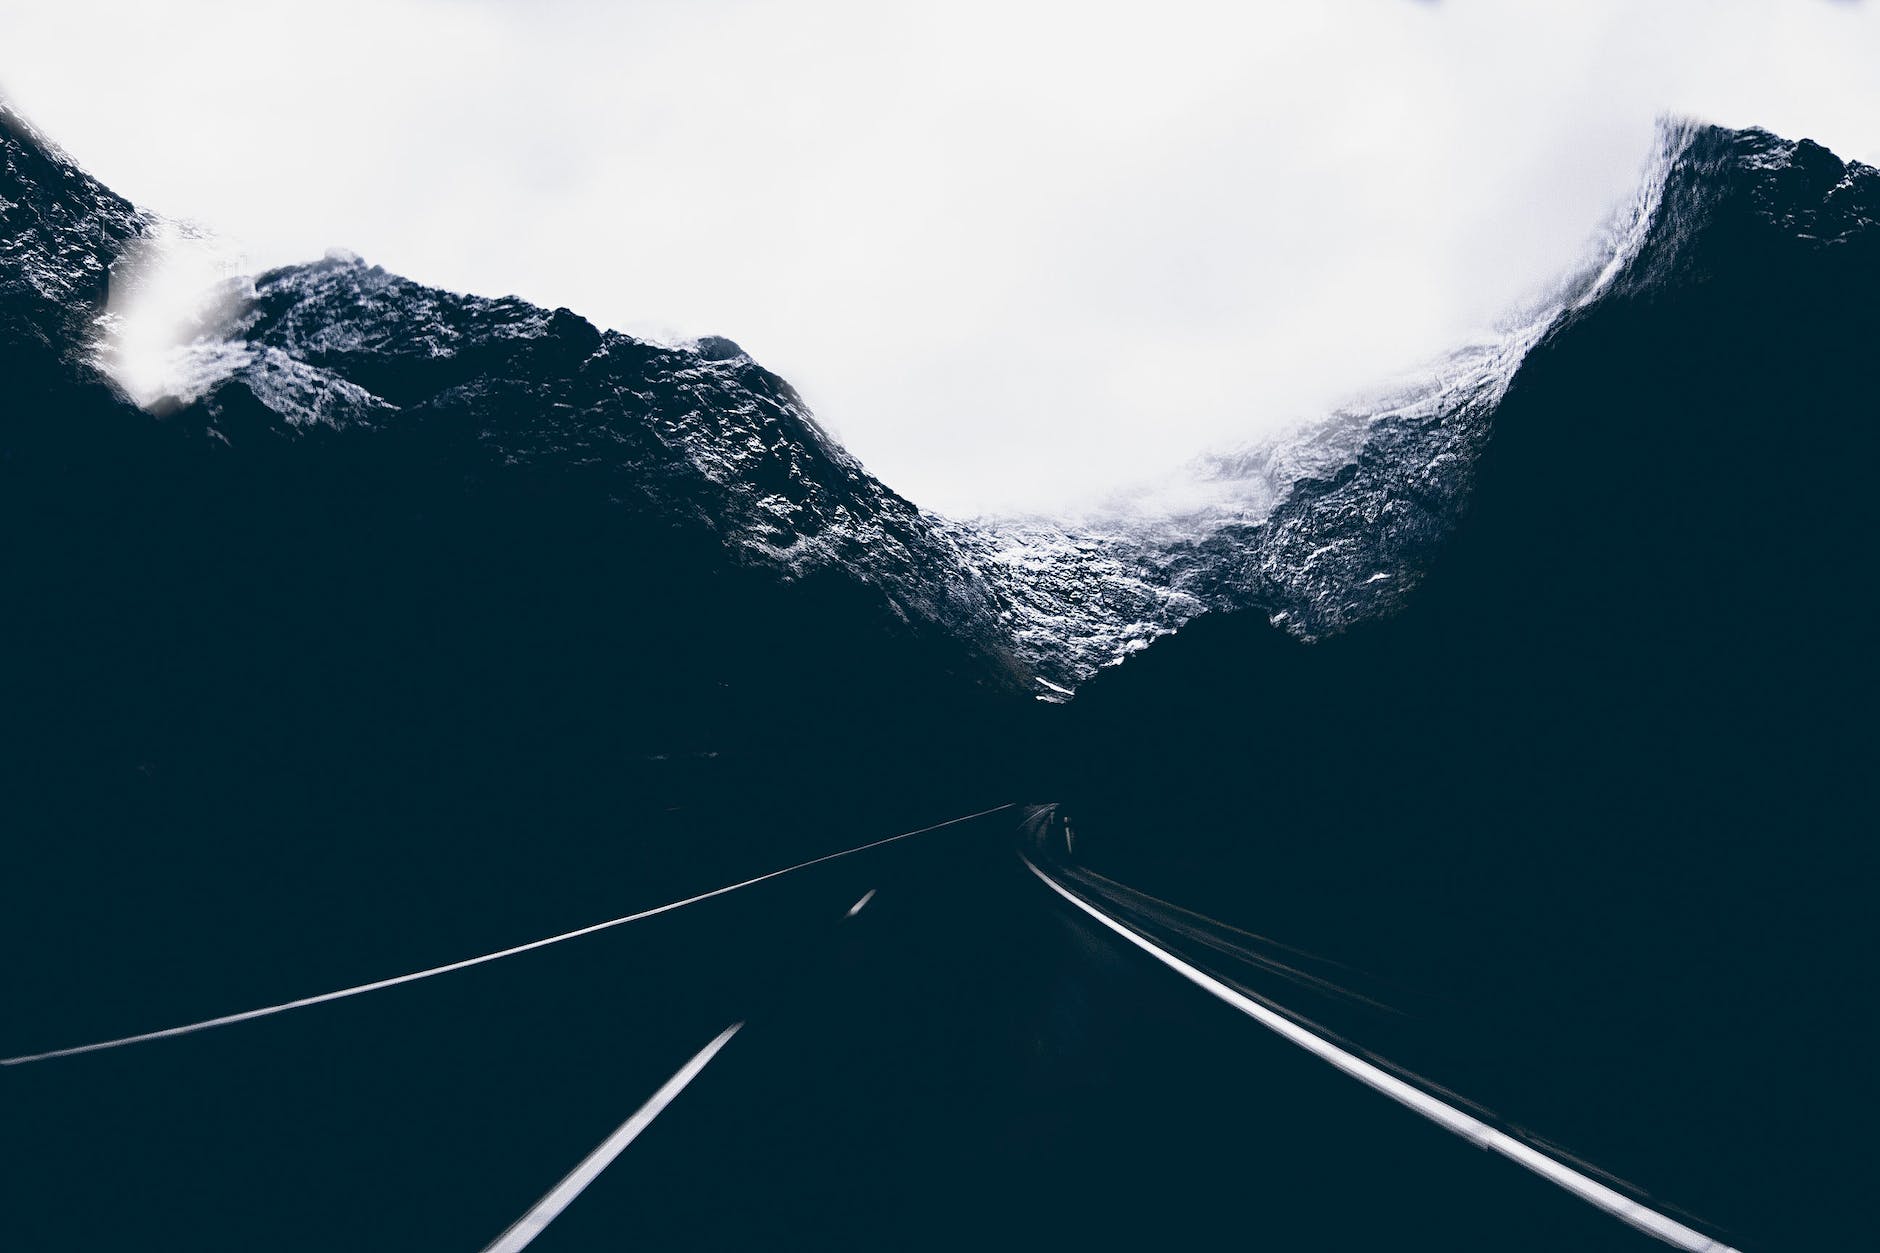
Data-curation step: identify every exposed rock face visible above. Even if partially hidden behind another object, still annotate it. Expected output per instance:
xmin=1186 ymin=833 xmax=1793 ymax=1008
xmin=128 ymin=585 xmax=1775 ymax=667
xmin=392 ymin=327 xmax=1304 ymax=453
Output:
xmin=7 ymin=102 xmax=1872 ymax=710
xmin=945 ymin=122 xmax=1740 ymax=689
xmin=3 ymin=100 xmax=1041 ymax=913
xmin=0 ymin=103 xmax=145 ymax=378
xmin=1052 ymin=123 xmax=1879 ymax=1253
xmin=179 ymin=253 xmax=1025 ymax=681
xmin=954 ymin=121 xmax=1879 ymax=693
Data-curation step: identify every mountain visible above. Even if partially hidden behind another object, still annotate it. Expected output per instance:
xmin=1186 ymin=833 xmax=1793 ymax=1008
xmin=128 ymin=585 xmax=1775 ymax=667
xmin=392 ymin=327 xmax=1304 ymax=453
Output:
xmin=1 ymin=103 xmax=145 ymax=404
xmin=945 ymin=126 xmax=1701 ymax=690
xmin=160 ymin=247 xmax=1033 ymax=682
xmin=7 ymin=97 xmax=1875 ymax=1246
xmin=3 ymin=100 xmax=1046 ymax=1029
xmin=1049 ymin=123 xmax=1879 ymax=1251
xmin=0 ymin=98 xmax=1694 ymax=710
xmin=2 ymin=103 xmax=1030 ymax=774
xmin=0 ymin=100 xmax=1709 ymax=708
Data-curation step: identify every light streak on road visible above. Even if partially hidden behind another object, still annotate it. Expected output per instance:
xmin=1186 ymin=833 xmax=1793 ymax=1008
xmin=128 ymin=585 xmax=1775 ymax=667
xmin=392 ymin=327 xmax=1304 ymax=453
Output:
xmin=1022 ymin=855 xmax=1740 ymax=1253
xmin=479 ymin=1023 xmax=744 ymax=1253
xmin=3 ymin=806 xmax=1012 ymax=1065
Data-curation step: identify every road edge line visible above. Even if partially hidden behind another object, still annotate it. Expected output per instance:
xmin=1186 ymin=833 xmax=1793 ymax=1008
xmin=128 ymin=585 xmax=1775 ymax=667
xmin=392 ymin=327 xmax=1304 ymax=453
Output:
xmin=1021 ymin=854 xmax=1737 ymax=1253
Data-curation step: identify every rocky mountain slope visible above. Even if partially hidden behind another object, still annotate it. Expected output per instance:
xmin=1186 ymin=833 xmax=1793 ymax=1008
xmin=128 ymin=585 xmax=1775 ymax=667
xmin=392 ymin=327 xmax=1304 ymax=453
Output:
xmin=1 ymin=103 xmax=146 ymax=393
xmin=11 ymin=100 xmax=1868 ymax=739
xmin=4 ymin=99 xmax=1043 ymax=1001
xmin=9 ymin=99 xmax=1785 ymax=705
xmin=177 ymin=249 xmax=1030 ymax=685
xmin=946 ymin=122 xmax=1707 ymax=689
xmin=1050 ymin=121 xmax=1878 ymax=1253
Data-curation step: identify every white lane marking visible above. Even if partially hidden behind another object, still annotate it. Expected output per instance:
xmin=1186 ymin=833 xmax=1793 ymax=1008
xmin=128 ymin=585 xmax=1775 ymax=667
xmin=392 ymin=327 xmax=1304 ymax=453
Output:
xmin=480 ymin=1022 xmax=743 ymax=1253
xmin=2 ymin=805 xmax=1015 ymax=1066
xmin=845 ymin=889 xmax=877 ymax=918
xmin=1022 ymin=856 xmax=1739 ymax=1253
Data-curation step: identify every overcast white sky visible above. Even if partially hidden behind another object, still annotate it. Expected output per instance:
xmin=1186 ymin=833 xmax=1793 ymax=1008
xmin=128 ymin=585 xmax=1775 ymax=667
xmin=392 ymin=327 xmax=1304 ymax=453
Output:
xmin=3 ymin=1 xmax=1876 ymax=513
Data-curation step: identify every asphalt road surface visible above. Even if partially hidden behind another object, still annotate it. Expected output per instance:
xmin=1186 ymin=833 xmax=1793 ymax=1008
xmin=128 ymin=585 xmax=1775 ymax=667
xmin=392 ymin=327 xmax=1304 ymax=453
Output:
xmin=7 ymin=806 xmax=1737 ymax=1251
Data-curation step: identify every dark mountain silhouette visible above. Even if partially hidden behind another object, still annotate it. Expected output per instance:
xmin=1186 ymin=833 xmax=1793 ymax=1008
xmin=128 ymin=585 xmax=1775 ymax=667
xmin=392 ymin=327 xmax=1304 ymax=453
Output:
xmin=2 ymin=102 xmax=1041 ymax=1037
xmin=1050 ymin=124 xmax=1878 ymax=1251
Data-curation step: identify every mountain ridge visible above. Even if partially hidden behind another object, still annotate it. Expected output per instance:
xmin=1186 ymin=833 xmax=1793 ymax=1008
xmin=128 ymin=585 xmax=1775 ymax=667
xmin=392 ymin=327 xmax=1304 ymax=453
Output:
xmin=16 ymin=103 xmax=1860 ymax=704
xmin=1049 ymin=115 xmax=1878 ymax=1253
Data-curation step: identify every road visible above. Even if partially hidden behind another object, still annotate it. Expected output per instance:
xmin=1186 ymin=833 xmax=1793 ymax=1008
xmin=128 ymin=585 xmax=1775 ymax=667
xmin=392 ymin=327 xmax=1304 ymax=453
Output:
xmin=6 ymin=806 xmax=1737 ymax=1251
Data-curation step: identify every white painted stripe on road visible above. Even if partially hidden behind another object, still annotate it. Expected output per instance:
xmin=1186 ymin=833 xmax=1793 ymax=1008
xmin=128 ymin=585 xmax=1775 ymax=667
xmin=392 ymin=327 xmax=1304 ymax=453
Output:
xmin=480 ymin=1022 xmax=743 ymax=1253
xmin=845 ymin=889 xmax=877 ymax=918
xmin=3 ymin=805 xmax=1014 ymax=1066
xmin=1022 ymin=856 xmax=1739 ymax=1253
